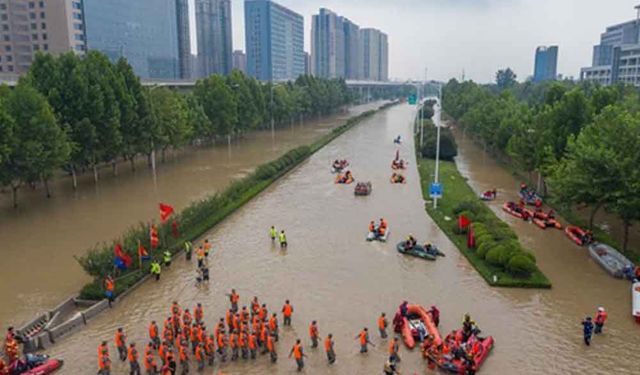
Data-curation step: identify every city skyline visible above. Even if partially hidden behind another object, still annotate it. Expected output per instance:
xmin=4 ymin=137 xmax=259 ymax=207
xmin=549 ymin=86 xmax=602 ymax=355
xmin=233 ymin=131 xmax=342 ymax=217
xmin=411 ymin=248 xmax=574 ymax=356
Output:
xmin=209 ymin=0 xmax=640 ymax=82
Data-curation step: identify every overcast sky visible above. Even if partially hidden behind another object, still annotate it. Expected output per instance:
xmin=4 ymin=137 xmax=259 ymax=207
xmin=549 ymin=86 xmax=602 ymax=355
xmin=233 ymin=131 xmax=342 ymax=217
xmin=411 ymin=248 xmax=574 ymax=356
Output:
xmin=190 ymin=0 xmax=640 ymax=83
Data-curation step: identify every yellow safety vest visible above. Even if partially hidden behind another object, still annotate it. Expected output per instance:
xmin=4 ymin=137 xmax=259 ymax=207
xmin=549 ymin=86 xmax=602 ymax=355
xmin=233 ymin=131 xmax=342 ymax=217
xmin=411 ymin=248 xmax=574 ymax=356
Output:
xmin=279 ymin=233 xmax=286 ymax=243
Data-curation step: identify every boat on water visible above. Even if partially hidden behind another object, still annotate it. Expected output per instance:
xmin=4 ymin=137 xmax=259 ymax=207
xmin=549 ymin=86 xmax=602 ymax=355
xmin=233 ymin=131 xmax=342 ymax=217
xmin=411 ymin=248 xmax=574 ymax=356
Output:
xmin=518 ymin=188 xmax=542 ymax=205
xmin=390 ymin=173 xmax=406 ymax=184
xmin=391 ymin=159 xmax=407 ymax=170
xmin=632 ymin=282 xmax=640 ymax=323
xmin=331 ymin=160 xmax=349 ymax=173
xmin=400 ymin=304 xmax=441 ymax=349
xmin=588 ymin=243 xmax=634 ymax=279
xmin=565 ymin=225 xmax=592 ymax=246
xmin=479 ymin=189 xmax=497 ymax=201
xmin=436 ymin=333 xmax=494 ymax=373
xmin=532 ymin=211 xmax=562 ymax=229
xmin=366 ymin=226 xmax=389 ymax=242
xmin=502 ymin=202 xmax=532 ymax=220
xmin=23 ymin=359 xmax=63 ymax=375
xmin=354 ymin=181 xmax=372 ymax=196
xmin=396 ymin=242 xmax=443 ymax=260
xmin=335 ymin=172 xmax=354 ymax=184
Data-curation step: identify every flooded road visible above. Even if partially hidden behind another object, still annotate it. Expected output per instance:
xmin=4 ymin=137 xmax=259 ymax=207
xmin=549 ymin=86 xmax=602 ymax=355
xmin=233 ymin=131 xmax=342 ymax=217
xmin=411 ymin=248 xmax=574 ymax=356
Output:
xmin=0 ymin=102 xmax=380 ymax=329
xmin=46 ymin=104 xmax=637 ymax=374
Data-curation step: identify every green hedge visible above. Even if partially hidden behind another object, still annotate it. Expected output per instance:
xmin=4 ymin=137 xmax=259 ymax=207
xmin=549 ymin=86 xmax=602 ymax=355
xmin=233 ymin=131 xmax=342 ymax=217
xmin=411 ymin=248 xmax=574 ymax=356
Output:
xmin=416 ymin=156 xmax=551 ymax=289
xmin=77 ymin=102 xmax=398 ymax=300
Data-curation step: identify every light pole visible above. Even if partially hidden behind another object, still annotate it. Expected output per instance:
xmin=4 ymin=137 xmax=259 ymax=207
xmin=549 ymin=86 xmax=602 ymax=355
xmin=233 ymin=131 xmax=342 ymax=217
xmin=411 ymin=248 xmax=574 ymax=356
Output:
xmin=433 ymin=83 xmax=443 ymax=209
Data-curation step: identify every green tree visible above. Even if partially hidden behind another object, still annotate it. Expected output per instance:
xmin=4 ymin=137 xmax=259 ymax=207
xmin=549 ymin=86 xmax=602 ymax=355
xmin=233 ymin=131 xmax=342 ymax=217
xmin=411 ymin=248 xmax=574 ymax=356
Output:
xmin=495 ymin=68 xmax=517 ymax=90
xmin=149 ymin=87 xmax=191 ymax=161
xmin=194 ymin=75 xmax=237 ymax=140
xmin=4 ymin=82 xmax=70 ymax=205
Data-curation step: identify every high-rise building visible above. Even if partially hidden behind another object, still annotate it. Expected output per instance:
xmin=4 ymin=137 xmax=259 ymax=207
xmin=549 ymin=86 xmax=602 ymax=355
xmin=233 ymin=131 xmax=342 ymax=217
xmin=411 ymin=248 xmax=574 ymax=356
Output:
xmin=311 ymin=8 xmax=344 ymax=79
xmin=304 ymin=51 xmax=310 ymax=75
xmin=196 ymin=0 xmax=232 ymax=78
xmin=232 ymin=49 xmax=246 ymax=73
xmin=244 ymin=0 xmax=304 ymax=81
xmin=343 ymin=18 xmax=361 ymax=80
xmin=533 ymin=46 xmax=558 ymax=82
xmin=311 ymin=8 xmax=386 ymax=81
xmin=581 ymin=9 xmax=640 ymax=86
xmin=84 ymin=0 xmax=179 ymax=79
xmin=378 ymin=31 xmax=388 ymax=81
xmin=176 ymin=0 xmax=191 ymax=79
xmin=0 ymin=0 xmax=86 ymax=76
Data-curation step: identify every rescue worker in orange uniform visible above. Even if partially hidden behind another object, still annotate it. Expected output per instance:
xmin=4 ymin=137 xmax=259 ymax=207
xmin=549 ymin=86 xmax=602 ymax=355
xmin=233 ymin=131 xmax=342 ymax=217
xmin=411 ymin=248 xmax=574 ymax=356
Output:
xmin=229 ymin=330 xmax=239 ymax=361
xmin=115 ymin=327 xmax=127 ymax=361
xmin=594 ymin=306 xmax=608 ymax=334
xmin=216 ymin=329 xmax=227 ymax=362
xmin=194 ymin=303 xmax=204 ymax=324
xmin=195 ymin=342 xmax=206 ymax=371
xmin=356 ymin=327 xmax=374 ymax=353
xmin=269 ymin=313 xmax=279 ymax=341
xmin=205 ymin=334 xmax=216 ymax=366
xmin=127 ymin=342 xmax=141 ymax=375
xmin=267 ymin=333 xmax=277 ymax=363
xmin=248 ymin=331 xmax=258 ymax=359
xmin=144 ymin=349 xmax=157 ymax=375
xmin=324 ymin=333 xmax=336 ymax=364
xmin=239 ymin=330 xmax=249 ymax=359
xmin=259 ymin=304 xmax=268 ymax=321
xmin=149 ymin=321 xmax=160 ymax=349
xmin=227 ymin=289 xmax=240 ymax=312
xmin=251 ymin=296 xmax=260 ymax=315
xmin=368 ymin=221 xmax=376 ymax=233
xmin=104 ymin=275 xmax=115 ymax=307
xmin=98 ymin=341 xmax=111 ymax=375
xmin=203 ymin=239 xmax=212 ymax=258
xmin=196 ymin=246 xmax=205 ymax=268
xmin=178 ymin=341 xmax=189 ymax=374
xmin=282 ymin=300 xmax=293 ymax=326
xmin=289 ymin=339 xmax=306 ymax=371
xmin=378 ymin=312 xmax=389 ymax=338
xmin=389 ymin=337 xmax=400 ymax=362
xmin=309 ymin=321 xmax=319 ymax=348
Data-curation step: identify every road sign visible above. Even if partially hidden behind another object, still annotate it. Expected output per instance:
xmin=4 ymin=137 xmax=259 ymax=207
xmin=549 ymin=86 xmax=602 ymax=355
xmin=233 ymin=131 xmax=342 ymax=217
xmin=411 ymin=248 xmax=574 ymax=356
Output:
xmin=429 ymin=182 xmax=442 ymax=199
xmin=408 ymin=94 xmax=417 ymax=105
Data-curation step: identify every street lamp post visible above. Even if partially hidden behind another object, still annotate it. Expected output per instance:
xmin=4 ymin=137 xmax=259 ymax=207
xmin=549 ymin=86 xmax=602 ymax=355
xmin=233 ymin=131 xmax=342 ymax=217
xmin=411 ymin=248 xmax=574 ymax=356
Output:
xmin=433 ymin=83 xmax=443 ymax=209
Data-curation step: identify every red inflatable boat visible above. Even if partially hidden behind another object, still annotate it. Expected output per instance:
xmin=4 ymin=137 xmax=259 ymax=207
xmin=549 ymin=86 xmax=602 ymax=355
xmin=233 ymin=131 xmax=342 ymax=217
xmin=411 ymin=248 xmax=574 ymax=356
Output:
xmin=24 ymin=359 xmax=63 ymax=375
xmin=436 ymin=333 xmax=494 ymax=373
xmin=400 ymin=304 xmax=441 ymax=349
xmin=502 ymin=202 xmax=532 ymax=220
xmin=565 ymin=225 xmax=592 ymax=246
xmin=532 ymin=211 xmax=562 ymax=229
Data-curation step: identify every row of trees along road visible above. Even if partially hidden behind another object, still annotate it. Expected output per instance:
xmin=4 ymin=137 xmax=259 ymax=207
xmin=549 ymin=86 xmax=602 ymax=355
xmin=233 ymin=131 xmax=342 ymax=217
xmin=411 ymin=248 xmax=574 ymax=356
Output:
xmin=443 ymin=72 xmax=640 ymax=254
xmin=0 ymin=51 xmax=354 ymax=208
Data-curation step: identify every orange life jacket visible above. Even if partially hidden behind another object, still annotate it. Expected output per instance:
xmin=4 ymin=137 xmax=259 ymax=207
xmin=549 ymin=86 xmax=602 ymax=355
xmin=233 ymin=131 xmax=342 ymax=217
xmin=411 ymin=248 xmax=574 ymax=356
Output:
xmin=230 ymin=292 xmax=239 ymax=304
xmin=105 ymin=278 xmax=115 ymax=292
xmin=282 ymin=303 xmax=293 ymax=317
xmin=205 ymin=336 xmax=215 ymax=354
xmin=248 ymin=334 xmax=257 ymax=350
xmin=268 ymin=316 xmax=278 ymax=331
xmin=144 ymin=353 xmax=155 ymax=370
xmin=179 ymin=345 xmax=188 ymax=361
xmin=217 ymin=333 xmax=226 ymax=348
xmin=149 ymin=323 xmax=158 ymax=339
xmin=378 ymin=316 xmax=387 ymax=330
xmin=195 ymin=345 xmax=204 ymax=361
xmin=229 ymin=333 xmax=237 ymax=348
xmin=309 ymin=324 xmax=318 ymax=338
xmin=324 ymin=337 xmax=333 ymax=352
xmin=115 ymin=331 xmax=125 ymax=347
xmin=266 ymin=336 xmax=274 ymax=352
xmin=127 ymin=347 xmax=138 ymax=362
xmin=292 ymin=343 xmax=302 ymax=359
xmin=389 ymin=340 xmax=398 ymax=354
xmin=359 ymin=331 xmax=367 ymax=345
xmin=194 ymin=306 xmax=203 ymax=322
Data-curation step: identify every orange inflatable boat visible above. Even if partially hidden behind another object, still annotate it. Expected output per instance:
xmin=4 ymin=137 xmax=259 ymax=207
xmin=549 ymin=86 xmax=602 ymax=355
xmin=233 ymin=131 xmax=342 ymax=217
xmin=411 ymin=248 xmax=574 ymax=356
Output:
xmin=400 ymin=304 xmax=442 ymax=349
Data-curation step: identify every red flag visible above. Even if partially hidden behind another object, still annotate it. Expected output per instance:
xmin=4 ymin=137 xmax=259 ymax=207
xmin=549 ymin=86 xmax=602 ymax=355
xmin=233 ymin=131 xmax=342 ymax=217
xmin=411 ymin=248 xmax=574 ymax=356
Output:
xmin=159 ymin=203 xmax=174 ymax=223
xmin=150 ymin=225 xmax=159 ymax=249
xmin=458 ymin=215 xmax=471 ymax=230
xmin=138 ymin=242 xmax=149 ymax=259
xmin=114 ymin=243 xmax=132 ymax=268
xmin=467 ymin=224 xmax=476 ymax=248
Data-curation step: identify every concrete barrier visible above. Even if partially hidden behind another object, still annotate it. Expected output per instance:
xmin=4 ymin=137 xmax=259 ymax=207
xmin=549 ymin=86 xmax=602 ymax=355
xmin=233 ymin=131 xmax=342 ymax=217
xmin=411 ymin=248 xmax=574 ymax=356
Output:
xmin=47 ymin=313 xmax=84 ymax=342
xmin=81 ymin=300 xmax=109 ymax=322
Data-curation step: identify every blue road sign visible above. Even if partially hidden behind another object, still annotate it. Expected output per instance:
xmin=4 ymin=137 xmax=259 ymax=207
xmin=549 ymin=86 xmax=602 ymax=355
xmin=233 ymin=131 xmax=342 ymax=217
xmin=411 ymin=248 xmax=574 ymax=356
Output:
xmin=430 ymin=182 xmax=442 ymax=199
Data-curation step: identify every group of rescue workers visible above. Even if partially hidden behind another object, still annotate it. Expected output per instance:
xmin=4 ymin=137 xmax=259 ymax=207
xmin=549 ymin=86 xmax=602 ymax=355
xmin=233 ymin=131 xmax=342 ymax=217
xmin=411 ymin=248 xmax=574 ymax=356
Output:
xmin=368 ymin=218 xmax=389 ymax=239
xmin=93 ymin=290 xmax=409 ymax=375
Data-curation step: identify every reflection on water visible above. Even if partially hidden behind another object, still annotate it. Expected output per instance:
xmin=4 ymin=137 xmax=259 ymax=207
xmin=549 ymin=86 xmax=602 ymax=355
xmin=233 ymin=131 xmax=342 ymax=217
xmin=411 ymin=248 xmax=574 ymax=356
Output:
xmin=39 ymin=105 xmax=638 ymax=374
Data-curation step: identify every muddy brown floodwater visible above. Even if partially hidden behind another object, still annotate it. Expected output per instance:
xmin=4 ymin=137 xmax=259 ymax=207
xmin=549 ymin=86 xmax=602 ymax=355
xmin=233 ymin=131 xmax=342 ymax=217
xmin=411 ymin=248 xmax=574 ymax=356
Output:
xmin=44 ymin=104 xmax=638 ymax=374
xmin=0 ymin=102 xmax=380 ymax=329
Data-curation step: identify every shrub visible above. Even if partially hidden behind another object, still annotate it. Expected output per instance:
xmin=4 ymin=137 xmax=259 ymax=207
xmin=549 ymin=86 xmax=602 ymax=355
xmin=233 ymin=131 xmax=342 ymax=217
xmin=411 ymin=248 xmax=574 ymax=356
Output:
xmin=507 ymin=255 xmax=537 ymax=276
xmin=475 ymin=234 xmax=494 ymax=247
xmin=476 ymin=240 xmax=495 ymax=259
xmin=498 ymin=244 xmax=520 ymax=267
xmin=453 ymin=200 xmax=483 ymax=216
xmin=522 ymin=251 xmax=536 ymax=263
xmin=485 ymin=245 xmax=505 ymax=266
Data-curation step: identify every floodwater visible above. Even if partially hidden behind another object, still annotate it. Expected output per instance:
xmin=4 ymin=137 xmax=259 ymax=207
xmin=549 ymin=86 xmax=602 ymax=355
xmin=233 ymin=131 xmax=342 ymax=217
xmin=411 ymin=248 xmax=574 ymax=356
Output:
xmin=44 ymin=103 xmax=638 ymax=374
xmin=0 ymin=102 xmax=380 ymax=329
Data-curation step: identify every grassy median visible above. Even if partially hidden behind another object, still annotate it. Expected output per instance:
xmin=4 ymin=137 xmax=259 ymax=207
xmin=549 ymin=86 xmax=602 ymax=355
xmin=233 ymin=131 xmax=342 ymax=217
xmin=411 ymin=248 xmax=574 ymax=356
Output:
xmin=417 ymin=157 xmax=552 ymax=289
